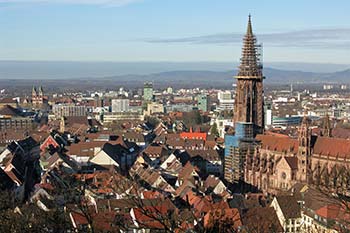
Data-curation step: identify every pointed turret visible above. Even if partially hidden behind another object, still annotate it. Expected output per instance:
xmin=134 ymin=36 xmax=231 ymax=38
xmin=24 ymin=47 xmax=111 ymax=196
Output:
xmin=32 ymin=86 xmax=37 ymax=97
xmin=38 ymin=86 xmax=44 ymax=96
xmin=246 ymin=14 xmax=253 ymax=36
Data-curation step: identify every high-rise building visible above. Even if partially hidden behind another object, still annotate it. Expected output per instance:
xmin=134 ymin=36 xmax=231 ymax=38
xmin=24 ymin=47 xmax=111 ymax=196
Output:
xmin=143 ymin=82 xmax=153 ymax=102
xmin=197 ymin=94 xmax=209 ymax=112
xmin=264 ymin=100 xmax=272 ymax=128
xmin=234 ymin=15 xmax=264 ymax=133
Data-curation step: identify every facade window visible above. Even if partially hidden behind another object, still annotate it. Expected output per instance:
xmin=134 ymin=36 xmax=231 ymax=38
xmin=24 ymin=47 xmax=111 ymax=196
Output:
xmin=281 ymin=172 xmax=287 ymax=179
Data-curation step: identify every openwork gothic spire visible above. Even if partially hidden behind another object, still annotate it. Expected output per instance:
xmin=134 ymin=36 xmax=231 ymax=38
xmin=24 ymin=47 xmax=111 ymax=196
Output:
xmin=234 ymin=15 xmax=265 ymax=132
xmin=237 ymin=15 xmax=262 ymax=78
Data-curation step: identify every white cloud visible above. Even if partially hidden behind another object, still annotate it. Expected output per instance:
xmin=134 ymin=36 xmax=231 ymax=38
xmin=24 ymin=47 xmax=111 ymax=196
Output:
xmin=0 ymin=0 xmax=143 ymax=7
xmin=146 ymin=28 xmax=350 ymax=50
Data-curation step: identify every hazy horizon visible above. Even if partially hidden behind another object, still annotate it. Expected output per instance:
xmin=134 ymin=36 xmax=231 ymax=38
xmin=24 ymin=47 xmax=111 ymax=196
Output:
xmin=0 ymin=60 xmax=349 ymax=80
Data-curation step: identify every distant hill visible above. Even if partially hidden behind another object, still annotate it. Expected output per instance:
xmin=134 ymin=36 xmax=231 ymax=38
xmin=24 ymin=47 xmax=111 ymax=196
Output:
xmin=0 ymin=67 xmax=350 ymax=92
xmin=104 ymin=68 xmax=350 ymax=87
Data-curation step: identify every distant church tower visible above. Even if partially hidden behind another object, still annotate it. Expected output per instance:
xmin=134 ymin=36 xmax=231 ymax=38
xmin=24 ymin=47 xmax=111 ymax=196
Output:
xmin=234 ymin=15 xmax=264 ymax=132
xmin=32 ymin=86 xmax=37 ymax=97
xmin=38 ymin=86 xmax=44 ymax=98
xmin=32 ymin=86 xmax=45 ymax=106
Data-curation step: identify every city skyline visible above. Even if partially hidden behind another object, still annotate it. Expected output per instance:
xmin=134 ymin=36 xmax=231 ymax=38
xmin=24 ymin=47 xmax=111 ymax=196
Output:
xmin=1 ymin=0 xmax=350 ymax=63
xmin=0 ymin=5 xmax=349 ymax=232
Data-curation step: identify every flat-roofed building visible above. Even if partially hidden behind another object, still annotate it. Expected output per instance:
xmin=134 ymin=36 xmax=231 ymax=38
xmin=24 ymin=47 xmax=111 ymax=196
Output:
xmin=52 ymin=104 xmax=87 ymax=118
xmin=111 ymin=98 xmax=130 ymax=113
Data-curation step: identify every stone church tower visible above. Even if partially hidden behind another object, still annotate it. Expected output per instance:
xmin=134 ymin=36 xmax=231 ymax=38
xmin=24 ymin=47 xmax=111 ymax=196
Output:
xmin=321 ymin=114 xmax=332 ymax=137
xmin=32 ymin=86 xmax=45 ymax=106
xmin=234 ymin=15 xmax=264 ymax=133
xmin=297 ymin=115 xmax=311 ymax=182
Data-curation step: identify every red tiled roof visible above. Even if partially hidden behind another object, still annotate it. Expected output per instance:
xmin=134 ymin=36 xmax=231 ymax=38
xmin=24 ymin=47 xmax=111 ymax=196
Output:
xmin=242 ymin=207 xmax=283 ymax=232
xmin=132 ymin=199 xmax=177 ymax=229
xmin=265 ymin=131 xmax=290 ymax=138
xmin=332 ymin=128 xmax=350 ymax=139
xmin=256 ymin=134 xmax=298 ymax=154
xmin=187 ymin=149 xmax=220 ymax=161
xmin=313 ymin=137 xmax=350 ymax=158
xmin=143 ymin=145 xmax=166 ymax=158
xmin=204 ymin=175 xmax=221 ymax=189
xmin=67 ymin=141 xmax=120 ymax=157
xmin=316 ymin=204 xmax=340 ymax=219
xmin=142 ymin=190 xmax=164 ymax=199
xmin=178 ymin=162 xmax=199 ymax=181
xmin=0 ymin=98 xmax=17 ymax=104
xmin=0 ymin=105 xmax=21 ymax=117
xmin=180 ymin=131 xmax=207 ymax=141
xmin=316 ymin=203 xmax=350 ymax=224
xmin=70 ymin=212 xmax=89 ymax=226
xmin=203 ymin=208 xmax=242 ymax=230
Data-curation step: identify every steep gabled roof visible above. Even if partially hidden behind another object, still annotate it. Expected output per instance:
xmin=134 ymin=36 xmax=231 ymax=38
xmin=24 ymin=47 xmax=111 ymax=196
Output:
xmin=242 ymin=207 xmax=283 ymax=233
xmin=0 ymin=98 xmax=17 ymax=104
xmin=284 ymin=156 xmax=298 ymax=170
xmin=143 ymin=145 xmax=167 ymax=158
xmin=0 ymin=105 xmax=22 ymax=117
xmin=178 ymin=162 xmax=199 ymax=181
xmin=187 ymin=149 xmax=221 ymax=161
xmin=315 ymin=203 xmax=350 ymax=225
xmin=256 ymin=134 xmax=298 ymax=154
xmin=275 ymin=196 xmax=301 ymax=219
xmin=313 ymin=136 xmax=350 ymax=159
xmin=203 ymin=208 xmax=242 ymax=230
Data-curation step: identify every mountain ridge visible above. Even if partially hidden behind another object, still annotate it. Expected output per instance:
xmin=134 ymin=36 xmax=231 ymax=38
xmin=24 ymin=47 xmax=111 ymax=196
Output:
xmin=101 ymin=68 xmax=350 ymax=85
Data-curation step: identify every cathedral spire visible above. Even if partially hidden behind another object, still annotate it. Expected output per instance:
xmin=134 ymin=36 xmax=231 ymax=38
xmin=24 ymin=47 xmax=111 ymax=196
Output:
xmin=234 ymin=15 xmax=265 ymax=132
xmin=32 ymin=86 xmax=37 ymax=96
xmin=237 ymin=15 xmax=262 ymax=78
xmin=247 ymin=14 xmax=253 ymax=36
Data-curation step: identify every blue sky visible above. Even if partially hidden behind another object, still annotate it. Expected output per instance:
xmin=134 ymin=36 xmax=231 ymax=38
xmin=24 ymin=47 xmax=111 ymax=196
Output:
xmin=0 ymin=0 xmax=349 ymax=63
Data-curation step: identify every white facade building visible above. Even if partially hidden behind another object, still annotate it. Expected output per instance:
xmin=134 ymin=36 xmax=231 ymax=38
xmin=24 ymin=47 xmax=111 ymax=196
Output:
xmin=217 ymin=90 xmax=235 ymax=110
xmin=111 ymin=99 xmax=130 ymax=113
xmin=52 ymin=104 xmax=87 ymax=118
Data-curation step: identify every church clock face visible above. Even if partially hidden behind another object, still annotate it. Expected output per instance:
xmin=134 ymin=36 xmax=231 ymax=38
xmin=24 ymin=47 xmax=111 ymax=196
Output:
xmin=281 ymin=172 xmax=287 ymax=179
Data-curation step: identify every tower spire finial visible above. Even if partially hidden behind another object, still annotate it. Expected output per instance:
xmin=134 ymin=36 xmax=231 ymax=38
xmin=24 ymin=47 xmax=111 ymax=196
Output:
xmin=247 ymin=14 xmax=253 ymax=35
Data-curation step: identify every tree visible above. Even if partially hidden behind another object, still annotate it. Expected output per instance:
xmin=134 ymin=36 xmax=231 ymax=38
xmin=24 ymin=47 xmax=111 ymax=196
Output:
xmin=145 ymin=115 xmax=160 ymax=129
xmin=0 ymin=190 xmax=71 ymax=233
xmin=183 ymin=110 xmax=202 ymax=127
xmin=210 ymin=123 xmax=219 ymax=137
